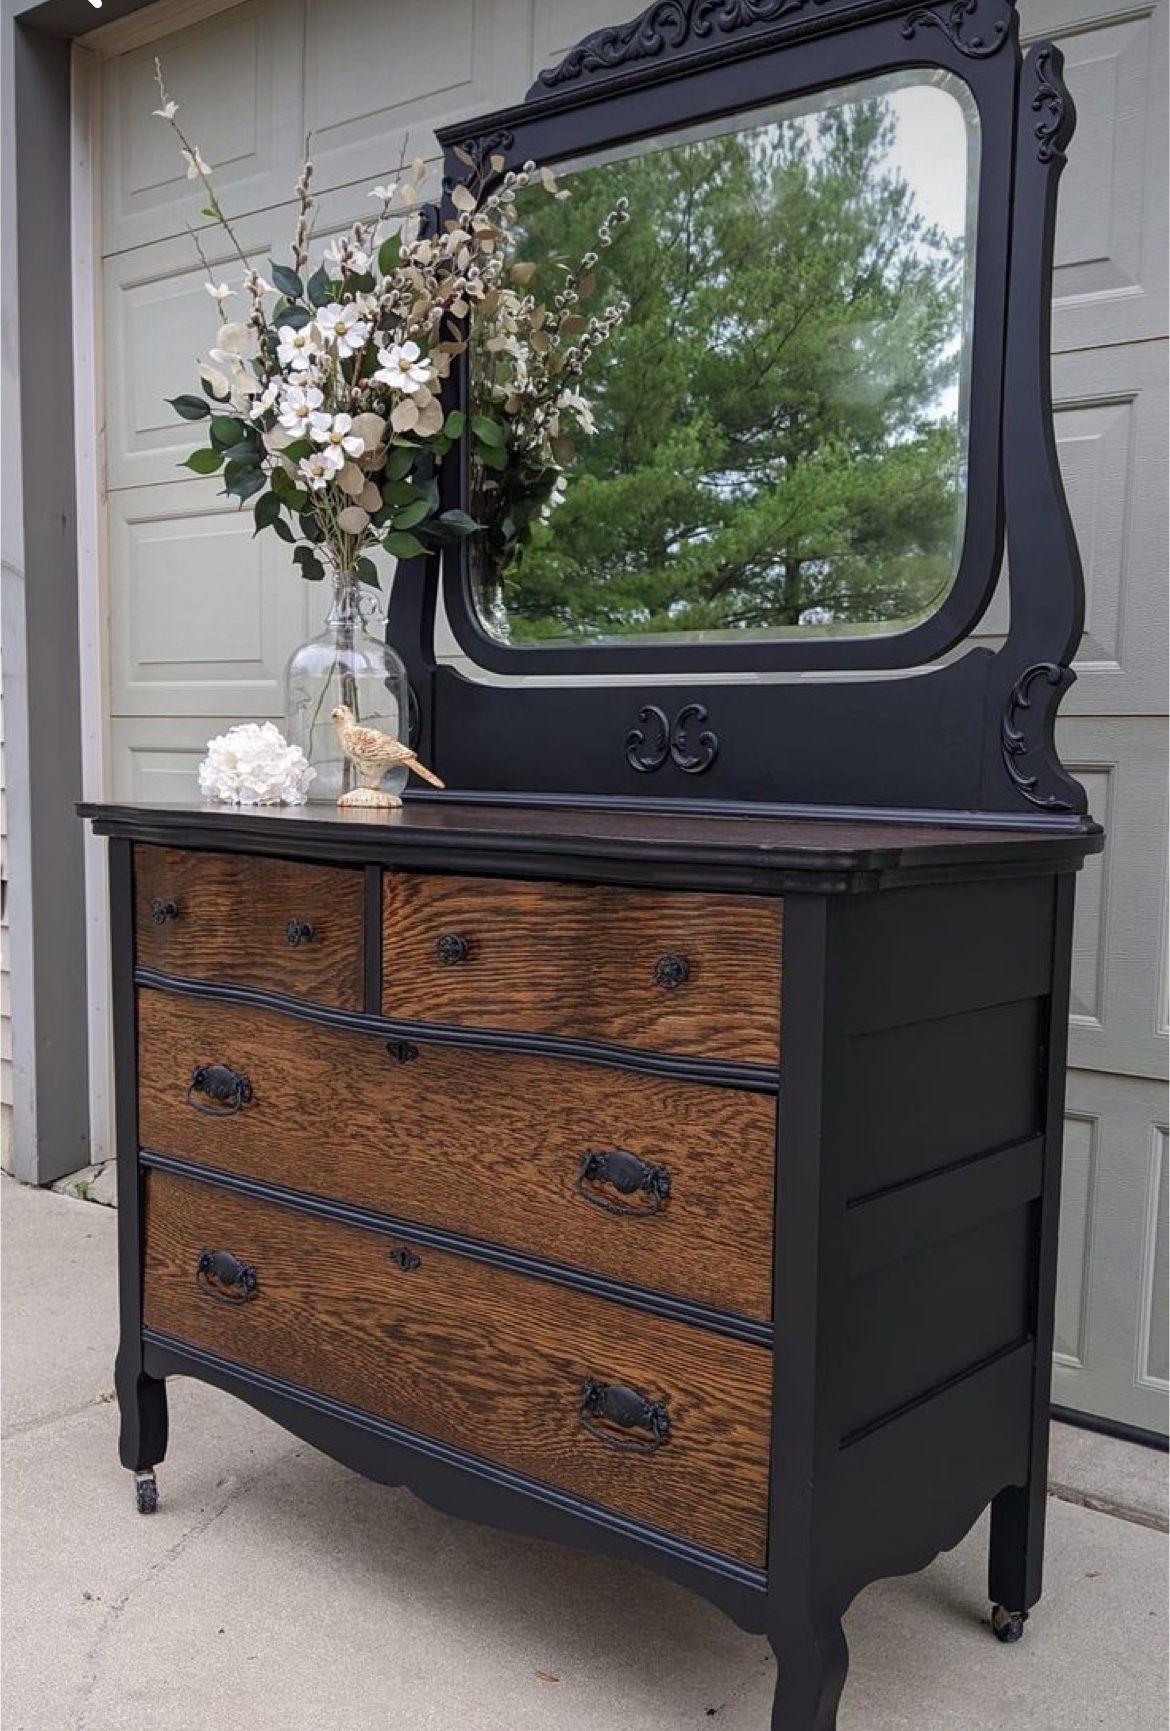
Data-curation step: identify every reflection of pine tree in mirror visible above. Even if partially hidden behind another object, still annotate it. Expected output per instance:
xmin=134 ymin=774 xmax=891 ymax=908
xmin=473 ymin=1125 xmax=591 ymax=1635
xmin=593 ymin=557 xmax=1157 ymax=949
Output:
xmin=469 ymin=73 xmax=978 ymax=648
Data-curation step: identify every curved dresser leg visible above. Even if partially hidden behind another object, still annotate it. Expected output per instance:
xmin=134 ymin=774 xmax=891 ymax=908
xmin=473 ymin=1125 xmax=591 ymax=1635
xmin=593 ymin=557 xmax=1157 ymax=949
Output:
xmin=769 ymin=1612 xmax=849 ymax=1730
xmin=989 ymin=1479 xmax=1044 ymax=1643
xmin=117 ymin=1360 xmax=168 ymax=1482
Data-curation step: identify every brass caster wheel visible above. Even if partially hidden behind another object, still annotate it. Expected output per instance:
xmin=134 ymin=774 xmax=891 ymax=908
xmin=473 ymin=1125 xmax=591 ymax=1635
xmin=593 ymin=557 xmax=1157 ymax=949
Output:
xmin=134 ymin=1470 xmax=159 ymax=1515
xmin=991 ymin=1605 xmax=1028 ymax=1644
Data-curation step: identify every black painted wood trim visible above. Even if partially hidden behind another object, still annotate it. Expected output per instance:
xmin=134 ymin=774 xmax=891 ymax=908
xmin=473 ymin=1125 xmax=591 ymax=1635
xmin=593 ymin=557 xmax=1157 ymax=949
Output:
xmin=139 ymin=1148 xmax=773 ymax=1345
xmin=846 ymin=1136 xmax=1045 ymax=1280
xmin=133 ymin=967 xmax=780 ymax=1094
xmin=140 ymin=1329 xmax=770 ymax=1630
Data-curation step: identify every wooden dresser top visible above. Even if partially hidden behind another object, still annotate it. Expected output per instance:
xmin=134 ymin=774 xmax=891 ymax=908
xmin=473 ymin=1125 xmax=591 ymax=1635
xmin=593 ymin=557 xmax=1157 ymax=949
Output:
xmin=80 ymin=799 xmax=1102 ymax=895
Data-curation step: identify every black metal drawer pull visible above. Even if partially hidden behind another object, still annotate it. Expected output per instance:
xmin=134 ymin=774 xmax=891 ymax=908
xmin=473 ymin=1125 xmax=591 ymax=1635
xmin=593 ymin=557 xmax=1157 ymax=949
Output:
xmin=435 ymin=933 xmax=470 ymax=965
xmin=653 ymin=953 xmax=689 ymax=990
xmin=387 ymin=1245 xmax=421 ymax=1272
xmin=579 ymin=1380 xmax=670 ymax=1455
xmin=285 ymin=918 xmax=315 ymax=946
xmin=385 ymin=1040 xmax=419 ymax=1064
xmin=186 ymin=1064 xmax=253 ymax=1117
xmin=578 ymin=1149 xmax=671 ymax=1216
xmin=150 ymin=898 xmax=179 ymax=925
xmin=196 ymin=1248 xmax=258 ymax=1304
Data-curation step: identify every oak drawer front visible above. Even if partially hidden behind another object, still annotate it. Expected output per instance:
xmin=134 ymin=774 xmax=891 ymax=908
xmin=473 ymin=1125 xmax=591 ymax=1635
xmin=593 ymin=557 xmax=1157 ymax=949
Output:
xmin=134 ymin=846 xmax=364 ymax=1010
xmin=144 ymin=1170 xmax=772 ymax=1564
xmin=382 ymin=874 xmax=781 ymax=1065
xmin=138 ymin=990 xmax=776 ymax=1322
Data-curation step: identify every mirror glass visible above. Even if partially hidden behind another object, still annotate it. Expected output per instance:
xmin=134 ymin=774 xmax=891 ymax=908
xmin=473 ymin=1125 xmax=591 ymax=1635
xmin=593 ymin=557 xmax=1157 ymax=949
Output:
xmin=467 ymin=69 xmax=980 ymax=651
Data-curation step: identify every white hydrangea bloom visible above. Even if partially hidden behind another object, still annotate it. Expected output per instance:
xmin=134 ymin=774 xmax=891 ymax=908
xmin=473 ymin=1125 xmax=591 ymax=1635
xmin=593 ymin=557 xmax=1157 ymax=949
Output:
xmin=198 ymin=722 xmax=315 ymax=806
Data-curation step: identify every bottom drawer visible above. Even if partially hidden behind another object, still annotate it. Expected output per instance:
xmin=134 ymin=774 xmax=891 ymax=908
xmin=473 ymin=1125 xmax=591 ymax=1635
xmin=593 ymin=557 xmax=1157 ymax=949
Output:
xmin=143 ymin=1171 xmax=772 ymax=1566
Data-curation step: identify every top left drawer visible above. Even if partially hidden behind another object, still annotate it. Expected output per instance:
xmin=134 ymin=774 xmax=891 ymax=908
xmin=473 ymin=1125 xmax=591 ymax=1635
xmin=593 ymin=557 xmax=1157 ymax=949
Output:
xmin=134 ymin=847 xmax=365 ymax=1011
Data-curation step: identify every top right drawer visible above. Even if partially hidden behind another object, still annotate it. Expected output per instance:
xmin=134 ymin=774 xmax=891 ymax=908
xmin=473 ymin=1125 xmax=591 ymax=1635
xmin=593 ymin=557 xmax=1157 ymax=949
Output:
xmin=382 ymin=873 xmax=781 ymax=1066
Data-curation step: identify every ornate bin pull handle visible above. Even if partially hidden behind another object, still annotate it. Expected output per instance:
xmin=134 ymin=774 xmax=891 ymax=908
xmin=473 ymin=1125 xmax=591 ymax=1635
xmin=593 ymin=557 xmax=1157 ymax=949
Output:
xmin=579 ymin=1380 xmax=670 ymax=1455
xmin=435 ymin=933 xmax=470 ymax=965
xmin=196 ymin=1248 xmax=258 ymax=1304
xmin=285 ymin=918 xmax=315 ymax=946
xmin=186 ymin=1064 xmax=253 ymax=1117
xmin=653 ymin=953 xmax=689 ymax=991
xmin=150 ymin=898 xmax=179 ymax=924
xmin=577 ymin=1149 xmax=671 ymax=1217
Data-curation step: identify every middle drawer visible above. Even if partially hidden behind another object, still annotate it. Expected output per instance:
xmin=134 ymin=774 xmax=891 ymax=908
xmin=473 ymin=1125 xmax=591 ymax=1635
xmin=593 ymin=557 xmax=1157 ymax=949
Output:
xmin=137 ymin=989 xmax=776 ymax=1322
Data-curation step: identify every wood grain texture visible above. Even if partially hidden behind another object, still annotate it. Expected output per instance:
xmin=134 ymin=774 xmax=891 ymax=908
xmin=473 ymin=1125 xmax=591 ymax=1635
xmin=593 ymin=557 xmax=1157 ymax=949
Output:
xmin=144 ymin=1170 xmax=772 ymax=1564
xmin=383 ymin=873 xmax=782 ymax=1064
xmin=134 ymin=846 xmax=364 ymax=1009
xmin=137 ymin=990 xmax=776 ymax=1320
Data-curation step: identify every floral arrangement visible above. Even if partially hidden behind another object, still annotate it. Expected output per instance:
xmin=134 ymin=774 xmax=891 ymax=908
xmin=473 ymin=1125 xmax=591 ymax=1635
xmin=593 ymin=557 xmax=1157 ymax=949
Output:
xmin=155 ymin=63 xmax=629 ymax=593
xmin=198 ymin=722 xmax=315 ymax=806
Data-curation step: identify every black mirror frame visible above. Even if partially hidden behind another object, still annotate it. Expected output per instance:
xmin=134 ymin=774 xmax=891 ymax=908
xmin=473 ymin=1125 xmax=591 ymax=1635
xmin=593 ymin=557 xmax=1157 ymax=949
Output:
xmin=386 ymin=0 xmax=1090 ymax=828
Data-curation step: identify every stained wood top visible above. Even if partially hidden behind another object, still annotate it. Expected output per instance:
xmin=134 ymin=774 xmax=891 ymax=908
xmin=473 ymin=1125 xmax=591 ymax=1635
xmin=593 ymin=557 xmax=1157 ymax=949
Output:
xmin=80 ymin=797 xmax=1102 ymax=894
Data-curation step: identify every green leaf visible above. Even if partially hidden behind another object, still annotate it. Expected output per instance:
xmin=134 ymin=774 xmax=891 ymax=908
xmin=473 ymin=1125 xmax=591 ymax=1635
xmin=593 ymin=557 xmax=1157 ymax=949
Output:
xmin=181 ymin=447 xmax=224 ymax=475
xmin=381 ymin=478 xmax=421 ymax=508
xmin=306 ymin=264 xmax=338 ymax=308
xmin=210 ymin=415 xmax=247 ymax=449
xmin=271 ymin=467 xmax=309 ymax=511
xmin=253 ymin=491 xmax=282 ymax=534
xmin=377 ymin=233 xmax=402 ymax=276
xmin=298 ymin=512 xmax=323 ymax=543
xmin=438 ymin=508 xmax=479 ymax=537
xmin=293 ymin=545 xmax=326 ymax=581
xmin=269 ymin=262 xmax=304 ymax=299
xmin=349 ymin=270 xmax=376 ymax=294
xmin=223 ymin=466 xmax=266 ymax=501
xmin=442 ymin=409 xmax=467 ymax=439
xmin=271 ymin=516 xmax=296 ymax=543
xmin=354 ymin=556 xmax=381 ymax=588
xmin=384 ymin=531 xmax=426 ymax=560
xmin=223 ymin=439 xmax=261 ymax=463
xmin=384 ymin=444 xmax=418 ymax=482
xmin=392 ymin=499 xmax=432 ymax=530
xmin=283 ymin=438 xmax=313 ymax=463
xmin=472 ymin=415 xmax=505 ymax=448
xmin=273 ymin=301 xmax=311 ymax=331
xmin=476 ymin=443 xmax=508 ymax=472
xmin=167 ymin=394 xmax=211 ymax=421
xmin=223 ymin=456 xmax=262 ymax=485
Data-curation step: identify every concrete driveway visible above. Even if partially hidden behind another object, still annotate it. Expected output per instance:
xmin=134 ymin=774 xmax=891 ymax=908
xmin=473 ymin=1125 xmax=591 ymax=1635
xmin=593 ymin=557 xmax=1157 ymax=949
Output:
xmin=2 ymin=1175 xmax=1165 ymax=1731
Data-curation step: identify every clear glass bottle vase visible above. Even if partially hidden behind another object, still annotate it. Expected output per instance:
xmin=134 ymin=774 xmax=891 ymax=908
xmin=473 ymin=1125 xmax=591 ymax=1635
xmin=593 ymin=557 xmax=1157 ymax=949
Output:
xmin=284 ymin=573 xmax=410 ymax=805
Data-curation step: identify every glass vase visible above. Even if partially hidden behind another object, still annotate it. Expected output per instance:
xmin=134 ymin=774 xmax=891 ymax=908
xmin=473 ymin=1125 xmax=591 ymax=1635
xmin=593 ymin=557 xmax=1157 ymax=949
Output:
xmin=284 ymin=573 xmax=410 ymax=805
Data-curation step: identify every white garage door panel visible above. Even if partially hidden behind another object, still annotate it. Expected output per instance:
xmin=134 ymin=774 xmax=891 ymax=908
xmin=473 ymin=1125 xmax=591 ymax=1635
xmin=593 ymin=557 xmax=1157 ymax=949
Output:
xmin=303 ymin=0 xmax=534 ymax=195
xmin=1060 ymin=717 xmax=1169 ymax=1082
xmin=108 ymin=481 xmax=312 ymax=718
xmin=101 ymin=0 xmax=306 ymax=258
xmin=1021 ymin=0 xmax=1168 ymax=352
xmin=1058 ymin=342 xmax=1169 ymax=715
xmin=1054 ymin=1071 xmax=1169 ymax=1433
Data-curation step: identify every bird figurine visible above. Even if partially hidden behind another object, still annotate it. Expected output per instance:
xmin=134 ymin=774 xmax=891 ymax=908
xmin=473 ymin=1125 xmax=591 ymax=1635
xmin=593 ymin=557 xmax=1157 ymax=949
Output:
xmin=330 ymin=704 xmax=445 ymax=808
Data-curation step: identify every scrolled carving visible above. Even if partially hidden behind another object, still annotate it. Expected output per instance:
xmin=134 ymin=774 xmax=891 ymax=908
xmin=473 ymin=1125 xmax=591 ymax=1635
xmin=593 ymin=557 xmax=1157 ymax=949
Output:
xmin=1000 ymin=663 xmax=1076 ymax=812
xmin=442 ymin=127 xmax=515 ymax=195
xmin=901 ymin=0 xmax=1012 ymax=58
xmin=1031 ymin=44 xmax=1074 ymax=163
xmin=625 ymin=703 xmax=719 ymax=775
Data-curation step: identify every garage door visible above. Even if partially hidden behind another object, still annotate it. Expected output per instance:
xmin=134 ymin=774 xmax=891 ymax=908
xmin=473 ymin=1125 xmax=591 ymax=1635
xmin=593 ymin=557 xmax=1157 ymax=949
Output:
xmin=85 ymin=0 xmax=1167 ymax=1433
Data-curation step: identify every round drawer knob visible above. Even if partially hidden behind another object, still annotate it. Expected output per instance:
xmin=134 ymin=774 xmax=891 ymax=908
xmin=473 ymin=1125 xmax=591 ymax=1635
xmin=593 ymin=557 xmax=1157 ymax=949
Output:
xmin=150 ymin=898 xmax=179 ymax=925
xmin=653 ymin=953 xmax=689 ymax=991
xmin=285 ymin=918 xmax=315 ymax=947
xmin=436 ymin=933 xmax=470 ymax=965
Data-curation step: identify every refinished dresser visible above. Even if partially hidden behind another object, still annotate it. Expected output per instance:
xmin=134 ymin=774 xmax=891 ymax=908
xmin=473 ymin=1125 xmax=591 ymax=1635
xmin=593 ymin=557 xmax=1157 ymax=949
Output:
xmin=80 ymin=799 xmax=1100 ymax=1727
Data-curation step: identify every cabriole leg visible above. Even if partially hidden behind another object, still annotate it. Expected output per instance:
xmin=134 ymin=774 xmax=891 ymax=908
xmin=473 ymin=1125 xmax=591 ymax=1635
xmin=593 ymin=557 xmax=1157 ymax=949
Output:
xmin=988 ymin=1479 xmax=1045 ymax=1642
xmin=117 ymin=1361 xmax=168 ymax=1513
xmin=769 ymin=1612 xmax=849 ymax=1731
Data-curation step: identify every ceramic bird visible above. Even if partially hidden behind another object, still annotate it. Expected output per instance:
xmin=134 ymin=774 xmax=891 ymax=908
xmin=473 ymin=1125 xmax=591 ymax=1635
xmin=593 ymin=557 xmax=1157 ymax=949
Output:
xmin=330 ymin=704 xmax=445 ymax=808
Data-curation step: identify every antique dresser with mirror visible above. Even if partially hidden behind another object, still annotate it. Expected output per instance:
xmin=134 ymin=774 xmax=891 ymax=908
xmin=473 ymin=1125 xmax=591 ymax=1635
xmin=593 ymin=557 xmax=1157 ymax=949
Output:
xmin=82 ymin=2 xmax=1103 ymax=1724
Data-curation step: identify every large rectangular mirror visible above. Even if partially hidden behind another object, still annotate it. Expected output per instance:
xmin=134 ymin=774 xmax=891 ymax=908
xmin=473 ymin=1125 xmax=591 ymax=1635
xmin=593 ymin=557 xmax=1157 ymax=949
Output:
xmin=467 ymin=68 xmax=980 ymax=651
